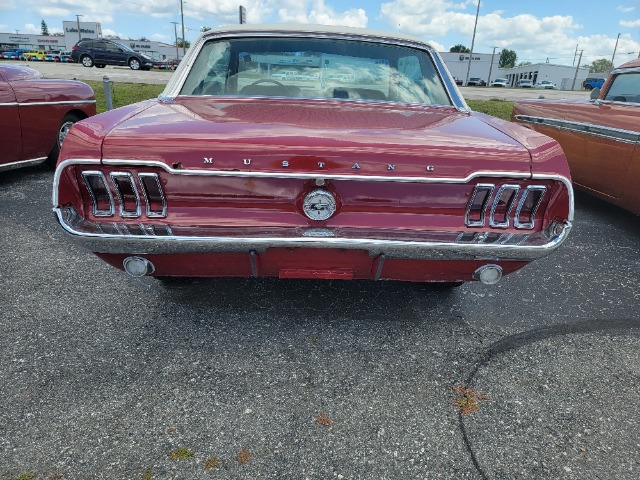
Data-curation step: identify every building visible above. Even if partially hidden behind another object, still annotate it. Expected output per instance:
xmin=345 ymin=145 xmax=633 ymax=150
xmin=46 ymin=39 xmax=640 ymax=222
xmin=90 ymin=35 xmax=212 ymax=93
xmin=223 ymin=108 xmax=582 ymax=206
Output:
xmin=0 ymin=21 xmax=180 ymax=61
xmin=500 ymin=62 xmax=590 ymax=90
xmin=439 ymin=52 xmax=500 ymax=85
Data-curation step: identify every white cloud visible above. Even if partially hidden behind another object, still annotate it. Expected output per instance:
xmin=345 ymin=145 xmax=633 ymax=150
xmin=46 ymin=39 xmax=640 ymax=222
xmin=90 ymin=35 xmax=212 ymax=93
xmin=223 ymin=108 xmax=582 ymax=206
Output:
xmin=275 ymin=0 xmax=368 ymax=28
xmin=620 ymin=19 xmax=640 ymax=27
xmin=616 ymin=5 xmax=635 ymax=13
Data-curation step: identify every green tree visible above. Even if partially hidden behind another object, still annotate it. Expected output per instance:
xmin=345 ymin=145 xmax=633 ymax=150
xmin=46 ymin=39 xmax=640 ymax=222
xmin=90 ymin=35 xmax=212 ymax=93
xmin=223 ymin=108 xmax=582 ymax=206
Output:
xmin=517 ymin=61 xmax=532 ymax=67
xmin=449 ymin=44 xmax=470 ymax=53
xmin=589 ymin=58 xmax=613 ymax=73
xmin=40 ymin=19 xmax=49 ymax=36
xmin=200 ymin=26 xmax=211 ymax=32
xmin=499 ymin=49 xmax=517 ymax=68
xmin=138 ymin=36 xmax=149 ymax=41
xmin=176 ymin=38 xmax=190 ymax=49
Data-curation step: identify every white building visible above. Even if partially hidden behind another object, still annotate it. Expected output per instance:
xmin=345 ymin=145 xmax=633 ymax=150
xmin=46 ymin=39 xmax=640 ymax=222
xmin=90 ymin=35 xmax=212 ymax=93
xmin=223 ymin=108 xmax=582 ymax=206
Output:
xmin=439 ymin=51 xmax=590 ymax=90
xmin=0 ymin=21 xmax=180 ymax=61
xmin=500 ymin=63 xmax=590 ymax=90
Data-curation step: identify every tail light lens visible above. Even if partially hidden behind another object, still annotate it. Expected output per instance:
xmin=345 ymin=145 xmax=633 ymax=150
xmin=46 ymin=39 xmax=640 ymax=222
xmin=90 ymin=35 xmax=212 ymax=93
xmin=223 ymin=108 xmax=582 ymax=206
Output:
xmin=515 ymin=186 xmax=547 ymax=229
xmin=82 ymin=171 xmax=114 ymax=216
xmin=138 ymin=173 xmax=167 ymax=217
xmin=465 ymin=184 xmax=494 ymax=227
xmin=110 ymin=172 xmax=141 ymax=217
xmin=466 ymin=183 xmax=547 ymax=230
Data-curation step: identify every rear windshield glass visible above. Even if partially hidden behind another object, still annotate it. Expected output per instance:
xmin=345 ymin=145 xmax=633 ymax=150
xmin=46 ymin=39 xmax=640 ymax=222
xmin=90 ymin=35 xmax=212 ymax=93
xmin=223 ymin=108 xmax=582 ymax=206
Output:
xmin=179 ymin=37 xmax=452 ymax=106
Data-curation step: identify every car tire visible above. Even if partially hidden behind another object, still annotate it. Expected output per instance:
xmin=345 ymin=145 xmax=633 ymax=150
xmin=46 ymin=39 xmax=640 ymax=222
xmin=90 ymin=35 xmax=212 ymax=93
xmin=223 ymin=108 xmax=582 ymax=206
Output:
xmin=81 ymin=55 xmax=94 ymax=68
xmin=47 ymin=113 xmax=82 ymax=167
xmin=129 ymin=58 xmax=141 ymax=70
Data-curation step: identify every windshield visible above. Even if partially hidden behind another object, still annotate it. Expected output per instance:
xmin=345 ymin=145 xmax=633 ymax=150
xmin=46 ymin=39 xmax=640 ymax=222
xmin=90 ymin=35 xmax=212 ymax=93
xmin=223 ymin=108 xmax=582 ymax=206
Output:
xmin=179 ymin=37 xmax=452 ymax=106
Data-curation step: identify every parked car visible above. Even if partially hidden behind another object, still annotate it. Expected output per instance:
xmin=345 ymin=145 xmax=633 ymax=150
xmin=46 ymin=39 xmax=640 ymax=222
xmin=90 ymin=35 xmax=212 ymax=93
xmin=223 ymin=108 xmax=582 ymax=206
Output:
xmin=516 ymin=79 xmax=533 ymax=88
xmin=71 ymin=38 xmax=158 ymax=70
xmin=60 ymin=51 xmax=74 ymax=63
xmin=0 ymin=64 xmax=96 ymax=171
xmin=466 ymin=77 xmax=486 ymax=86
xmin=534 ymin=80 xmax=556 ymax=89
xmin=44 ymin=50 xmax=71 ymax=62
xmin=22 ymin=50 xmax=47 ymax=61
xmin=513 ymin=58 xmax=639 ymax=215
xmin=582 ymin=77 xmax=605 ymax=90
xmin=1 ymin=49 xmax=29 ymax=60
xmin=453 ymin=77 xmax=464 ymax=86
xmin=490 ymin=78 xmax=508 ymax=87
xmin=53 ymin=24 xmax=573 ymax=285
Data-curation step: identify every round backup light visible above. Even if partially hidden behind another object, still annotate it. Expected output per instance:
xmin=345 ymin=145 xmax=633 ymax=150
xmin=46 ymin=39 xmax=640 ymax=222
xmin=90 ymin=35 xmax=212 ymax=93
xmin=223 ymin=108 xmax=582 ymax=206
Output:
xmin=123 ymin=256 xmax=155 ymax=277
xmin=474 ymin=264 xmax=503 ymax=285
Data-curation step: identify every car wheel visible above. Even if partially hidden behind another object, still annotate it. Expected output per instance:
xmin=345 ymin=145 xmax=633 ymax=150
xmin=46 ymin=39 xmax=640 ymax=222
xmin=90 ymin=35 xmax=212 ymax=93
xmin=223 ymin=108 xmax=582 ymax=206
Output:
xmin=129 ymin=58 xmax=141 ymax=70
xmin=81 ymin=55 xmax=94 ymax=68
xmin=47 ymin=113 xmax=82 ymax=167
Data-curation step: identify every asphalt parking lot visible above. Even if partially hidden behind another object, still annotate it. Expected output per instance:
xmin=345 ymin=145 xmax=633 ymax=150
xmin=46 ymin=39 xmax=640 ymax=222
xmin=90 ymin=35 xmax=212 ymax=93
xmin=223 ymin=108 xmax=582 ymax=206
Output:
xmin=1 ymin=163 xmax=639 ymax=479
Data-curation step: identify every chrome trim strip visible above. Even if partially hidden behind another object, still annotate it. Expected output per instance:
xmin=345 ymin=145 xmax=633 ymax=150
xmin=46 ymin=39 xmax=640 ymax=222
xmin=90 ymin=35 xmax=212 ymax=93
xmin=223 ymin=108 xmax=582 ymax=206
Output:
xmin=0 ymin=157 xmax=47 ymax=172
xmin=514 ymin=115 xmax=640 ymax=145
xmin=52 ymin=207 xmax=572 ymax=261
xmin=53 ymin=159 xmax=574 ymax=223
xmin=0 ymin=100 xmax=97 ymax=107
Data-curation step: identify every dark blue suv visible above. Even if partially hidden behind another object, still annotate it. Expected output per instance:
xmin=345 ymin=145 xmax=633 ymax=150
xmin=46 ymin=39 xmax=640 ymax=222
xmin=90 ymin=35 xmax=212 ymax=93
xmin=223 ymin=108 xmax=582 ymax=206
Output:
xmin=71 ymin=38 xmax=157 ymax=70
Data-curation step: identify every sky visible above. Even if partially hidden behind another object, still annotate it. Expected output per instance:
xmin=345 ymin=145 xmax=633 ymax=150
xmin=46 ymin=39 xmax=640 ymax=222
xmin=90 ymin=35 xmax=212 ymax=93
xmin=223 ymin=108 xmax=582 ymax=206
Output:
xmin=1 ymin=0 xmax=640 ymax=67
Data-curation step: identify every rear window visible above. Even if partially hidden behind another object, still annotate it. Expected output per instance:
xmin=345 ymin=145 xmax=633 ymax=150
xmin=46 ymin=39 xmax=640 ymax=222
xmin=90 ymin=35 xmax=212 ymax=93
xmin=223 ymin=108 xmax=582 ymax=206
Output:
xmin=179 ymin=37 xmax=452 ymax=106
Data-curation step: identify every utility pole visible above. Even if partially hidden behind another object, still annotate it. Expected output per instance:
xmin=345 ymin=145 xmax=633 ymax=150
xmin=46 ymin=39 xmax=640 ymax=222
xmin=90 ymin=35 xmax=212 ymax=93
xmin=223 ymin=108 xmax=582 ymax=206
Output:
xmin=239 ymin=6 xmax=246 ymax=24
xmin=75 ymin=14 xmax=83 ymax=43
xmin=611 ymin=33 xmax=620 ymax=67
xmin=171 ymin=22 xmax=179 ymax=60
xmin=573 ymin=44 xmax=579 ymax=66
xmin=571 ymin=50 xmax=583 ymax=91
xmin=486 ymin=46 xmax=497 ymax=85
xmin=464 ymin=0 xmax=481 ymax=85
xmin=180 ymin=0 xmax=186 ymax=55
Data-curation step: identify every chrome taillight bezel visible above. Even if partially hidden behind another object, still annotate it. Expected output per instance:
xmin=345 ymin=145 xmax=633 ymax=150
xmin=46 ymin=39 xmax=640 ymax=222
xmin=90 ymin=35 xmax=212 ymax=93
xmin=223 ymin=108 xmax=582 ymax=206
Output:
xmin=82 ymin=171 xmax=114 ymax=217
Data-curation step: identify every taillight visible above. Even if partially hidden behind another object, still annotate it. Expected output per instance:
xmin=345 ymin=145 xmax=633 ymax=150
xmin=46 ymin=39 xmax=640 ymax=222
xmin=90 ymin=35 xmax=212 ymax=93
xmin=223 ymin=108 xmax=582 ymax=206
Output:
xmin=110 ymin=172 xmax=141 ymax=217
xmin=514 ymin=186 xmax=546 ymax=229
xmin=72 ymin=45 xmax=77 ymax=50
xmin=465 ymin=183 xmax=547 ymax=230
xmin=82 ymin=171 xmax=114 ymax=216
xmin=489 ymin=185 xmax=520 ymax=228
xmin=138 ymin=173 xmax=167 ymax=217
xmin=465 ymin=184 xmax=494 ymax=227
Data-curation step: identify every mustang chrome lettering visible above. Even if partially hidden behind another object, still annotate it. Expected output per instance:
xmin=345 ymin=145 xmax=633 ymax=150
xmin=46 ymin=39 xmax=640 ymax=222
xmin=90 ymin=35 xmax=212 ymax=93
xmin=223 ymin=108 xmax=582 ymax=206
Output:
xmin=204 ymin=157 xmax=213 ymax=164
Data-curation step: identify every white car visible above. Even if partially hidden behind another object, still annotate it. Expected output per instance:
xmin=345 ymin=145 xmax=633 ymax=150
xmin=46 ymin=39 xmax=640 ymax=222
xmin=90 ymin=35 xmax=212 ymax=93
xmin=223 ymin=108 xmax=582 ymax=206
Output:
xmin=535 ymin=80 xmax=556 ymax=89
xmin=490 ymin=78 xmax=508 ymax=87
xmin=516 ymin=79 xmax=533 ymax=88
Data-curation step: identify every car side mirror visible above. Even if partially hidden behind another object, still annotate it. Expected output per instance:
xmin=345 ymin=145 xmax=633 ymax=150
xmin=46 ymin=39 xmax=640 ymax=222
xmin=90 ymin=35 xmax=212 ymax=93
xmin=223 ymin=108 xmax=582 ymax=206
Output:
xmin=590 ymin=87 xmax=600 ymax=100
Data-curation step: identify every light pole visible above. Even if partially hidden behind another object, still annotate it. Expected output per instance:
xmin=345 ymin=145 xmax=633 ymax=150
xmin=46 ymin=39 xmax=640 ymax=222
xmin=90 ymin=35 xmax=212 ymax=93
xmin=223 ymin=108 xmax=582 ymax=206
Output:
xmin=464 ymin=0 xmax=481 ymax=85
xmin=180 ymin=0 xmax=186 ymax=55
xmin=171 ymin=22 xmax=179 ymax=60
xmin=75 ymin=14 xmax=83 ymax=43
xmin=486 ymin=46 xmax=497 ymax=85
xmin=611 ymin=33 xmax=620 ymax=67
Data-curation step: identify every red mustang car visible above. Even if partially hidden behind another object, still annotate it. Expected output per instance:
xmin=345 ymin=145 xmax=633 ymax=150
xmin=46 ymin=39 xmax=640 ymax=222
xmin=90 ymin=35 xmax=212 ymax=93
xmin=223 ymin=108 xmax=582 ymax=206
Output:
xmin=513 ymin=58 xmax=640 ymax=215
xmin=0 ymin=64 xmax=96 ymax=171
xmin=53 ymin=25 xmax=573 ymax=285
